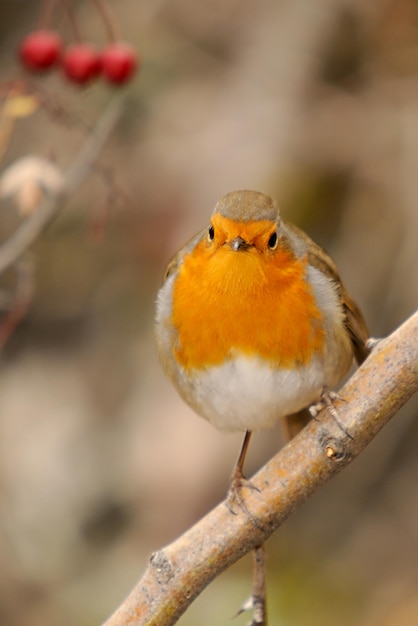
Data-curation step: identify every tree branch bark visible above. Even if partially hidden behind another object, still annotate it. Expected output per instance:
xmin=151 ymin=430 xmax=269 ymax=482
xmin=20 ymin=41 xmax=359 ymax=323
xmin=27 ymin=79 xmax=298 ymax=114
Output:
xmin=102 ymin=311 xmax=418 ymax=626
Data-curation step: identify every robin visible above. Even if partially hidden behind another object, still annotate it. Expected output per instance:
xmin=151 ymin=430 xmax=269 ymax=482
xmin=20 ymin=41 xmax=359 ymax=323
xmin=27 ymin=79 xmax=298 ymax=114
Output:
xmin=155 ymin=189 xmax=370 ymax=624
xmin=156 ymin=189 xmax=369 ymax=481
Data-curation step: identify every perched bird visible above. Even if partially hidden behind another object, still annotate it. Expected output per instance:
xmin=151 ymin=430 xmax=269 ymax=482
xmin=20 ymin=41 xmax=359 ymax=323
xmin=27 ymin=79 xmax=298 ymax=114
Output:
xmin=155 ymin=189 xmax=369 ymax=487
xmin=155 ymin=189 xmax=370 ymax=625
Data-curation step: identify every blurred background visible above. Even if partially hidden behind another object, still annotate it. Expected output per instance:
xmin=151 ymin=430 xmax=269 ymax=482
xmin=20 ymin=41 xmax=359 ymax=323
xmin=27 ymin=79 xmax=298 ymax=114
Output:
xmin=0 ymin=1 xmax=417 ymax=625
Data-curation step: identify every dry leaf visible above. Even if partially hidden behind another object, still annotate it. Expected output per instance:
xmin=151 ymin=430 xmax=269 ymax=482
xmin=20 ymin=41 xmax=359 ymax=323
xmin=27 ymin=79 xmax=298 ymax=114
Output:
xmin=3 ymin=94 xmax=39 ymax=119
xmin=0 ymin=155 xmax=64 ymax=216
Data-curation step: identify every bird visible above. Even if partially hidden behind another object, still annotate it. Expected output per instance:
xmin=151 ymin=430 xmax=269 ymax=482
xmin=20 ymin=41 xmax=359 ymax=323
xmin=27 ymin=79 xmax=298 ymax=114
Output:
xmin=155 ymin=189 xmax=370 ymax=625
xmin=156 ymin=189 xmax=369 ymax=472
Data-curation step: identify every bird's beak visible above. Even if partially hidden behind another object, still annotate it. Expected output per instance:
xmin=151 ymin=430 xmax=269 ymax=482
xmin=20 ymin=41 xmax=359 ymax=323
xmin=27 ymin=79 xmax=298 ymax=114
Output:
xmin=229 ymin=236 xmax=249 ymax=251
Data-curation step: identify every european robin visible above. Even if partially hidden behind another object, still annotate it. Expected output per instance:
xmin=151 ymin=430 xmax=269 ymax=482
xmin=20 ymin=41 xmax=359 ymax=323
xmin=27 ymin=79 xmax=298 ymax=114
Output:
xmin=155 ymin=190 xmax=369 ymax=490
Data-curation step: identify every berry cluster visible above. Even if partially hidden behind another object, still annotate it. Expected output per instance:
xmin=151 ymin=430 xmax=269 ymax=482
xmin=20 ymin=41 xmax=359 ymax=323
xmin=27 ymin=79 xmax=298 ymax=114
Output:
xmin=18 ymin=1 xmax=138 ymax=86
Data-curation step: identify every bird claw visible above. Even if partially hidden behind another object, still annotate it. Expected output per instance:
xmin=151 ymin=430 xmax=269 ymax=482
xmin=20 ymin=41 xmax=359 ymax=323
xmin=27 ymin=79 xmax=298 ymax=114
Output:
xmin=309 ymin=389 xmax=344 ymax=418
xmin=226 ymin=472 xmax=263 ymax=530
xmin=309 ymin=388 xmax=353 ymax=439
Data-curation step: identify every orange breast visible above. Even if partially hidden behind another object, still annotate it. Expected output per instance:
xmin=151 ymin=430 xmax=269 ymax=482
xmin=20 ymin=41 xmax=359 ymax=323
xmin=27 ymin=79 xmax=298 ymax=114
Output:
xmin=171 ymin=238 xmax=325 ymax=371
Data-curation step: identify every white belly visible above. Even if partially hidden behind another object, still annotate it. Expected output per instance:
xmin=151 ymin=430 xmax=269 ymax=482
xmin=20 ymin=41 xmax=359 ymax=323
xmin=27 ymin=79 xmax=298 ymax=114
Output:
xmin=183 ymin=355 xmax=326 ymax=432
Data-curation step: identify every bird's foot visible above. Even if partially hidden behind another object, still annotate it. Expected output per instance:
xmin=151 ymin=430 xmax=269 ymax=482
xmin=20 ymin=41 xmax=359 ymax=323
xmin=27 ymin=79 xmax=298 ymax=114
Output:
xmin=226 ymin=466 xmax=263 ymax=531
xmin=309 ymin=388 xmax=352 ymax=439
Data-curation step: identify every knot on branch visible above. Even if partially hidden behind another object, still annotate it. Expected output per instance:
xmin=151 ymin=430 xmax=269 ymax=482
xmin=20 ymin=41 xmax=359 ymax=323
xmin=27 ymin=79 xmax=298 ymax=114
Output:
xmin=319 ymin=433 xmax=351 ymax=462
xmin=150 ymin=550 xmax=175 ymax=585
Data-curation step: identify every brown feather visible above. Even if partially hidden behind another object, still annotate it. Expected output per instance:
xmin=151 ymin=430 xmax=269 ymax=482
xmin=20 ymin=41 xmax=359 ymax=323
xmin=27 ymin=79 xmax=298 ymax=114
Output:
xmin=284 ymin=221 xmax=369 ymax=366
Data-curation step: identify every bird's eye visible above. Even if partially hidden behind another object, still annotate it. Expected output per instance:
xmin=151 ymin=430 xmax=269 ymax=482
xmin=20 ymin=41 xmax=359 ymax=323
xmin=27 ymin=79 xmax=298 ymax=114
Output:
xmin=268 ymin=231 xmax=278 ymax=250
xmin=208 ymin=225 xmax=215 ymax=241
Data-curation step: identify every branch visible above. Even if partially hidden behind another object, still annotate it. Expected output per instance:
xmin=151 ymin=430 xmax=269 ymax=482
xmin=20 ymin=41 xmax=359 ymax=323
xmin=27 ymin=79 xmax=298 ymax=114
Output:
xmin=102 ymin=311 xmax=418 ymax=626
xmin=0 ymin=95 xmax=124 ymax=276
xmin=0 ymin=256 xmax=34 ymax=350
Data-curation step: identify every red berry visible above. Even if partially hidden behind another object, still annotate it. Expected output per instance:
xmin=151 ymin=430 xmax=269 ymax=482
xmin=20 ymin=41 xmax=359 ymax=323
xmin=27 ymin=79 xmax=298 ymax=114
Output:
xmin=62 ymin=44 xmax=101 ymax=85
xmin=19 ymin=30 xmax=62 ymax=71
xmin=101 ymin=42 xmax=138 ymax=85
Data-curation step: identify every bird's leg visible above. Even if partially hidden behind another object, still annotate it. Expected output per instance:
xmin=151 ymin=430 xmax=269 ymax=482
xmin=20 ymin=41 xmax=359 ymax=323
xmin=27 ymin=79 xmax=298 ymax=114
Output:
xmin=230 ymin=430 xmax=253 ymax=490
xmin=308 ymin=339 xmax=381 ymax=437
xmin=227 ymin=431 xmax=260 ymax=516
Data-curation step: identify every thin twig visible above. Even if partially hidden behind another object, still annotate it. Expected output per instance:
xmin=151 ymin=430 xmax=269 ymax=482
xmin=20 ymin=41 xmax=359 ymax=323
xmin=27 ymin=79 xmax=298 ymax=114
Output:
xmin=0 ymin=256 xmax=35 ymax=351
xmin=38 ymin=0 xmax=60 ymax=30
xmin=101 ymin=311 xmax=418 ymax=626
xmin=252 ymin=544 xmax=267 ymax=626
xmin=0 ymin=95 xmax=124 ymax=276
xmin=63 ymin=0 xmax=82 ymax=43
xmin=91 ymin=0 xmax=118 ymax=42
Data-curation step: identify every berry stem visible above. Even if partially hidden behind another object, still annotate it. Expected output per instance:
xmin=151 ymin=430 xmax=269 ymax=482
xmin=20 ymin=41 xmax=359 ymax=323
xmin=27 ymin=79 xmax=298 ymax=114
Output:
xmin=38 ymin=0 xmax=60 ymax=29
xmin=90 ymin=0 xmax=118 ymax=42
xmin=63 ymin=0 xmax=82 ymax=43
